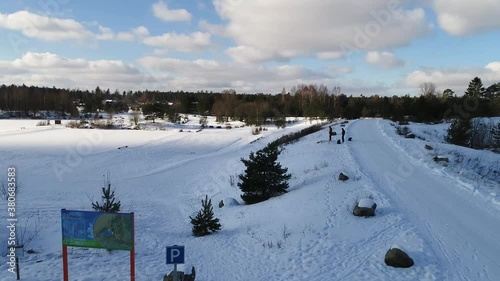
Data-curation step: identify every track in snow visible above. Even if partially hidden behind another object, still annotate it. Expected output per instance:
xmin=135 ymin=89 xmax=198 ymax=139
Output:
xmin=348 ymin=119 xmax=500 ymax=280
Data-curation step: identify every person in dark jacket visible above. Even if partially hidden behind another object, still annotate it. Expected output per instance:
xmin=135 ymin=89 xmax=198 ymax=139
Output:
xmin=341 ymin=127 xmax=346 ymax=143
xmin=328 ymin=126 xmax=333 ymax=141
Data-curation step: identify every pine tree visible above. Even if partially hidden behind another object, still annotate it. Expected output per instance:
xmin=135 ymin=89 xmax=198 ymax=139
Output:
xmin=190 ymin=195 xmax=221 ymax=237
xmin=445 ymin=118 xmax=471 ymax=147
xmin=92 ymin=177 xmax=121 ymax=212
xmin=465 ymin=77 xmax=483 ymax=98
xmin=238 ymin=144 xmax=291 ymax=204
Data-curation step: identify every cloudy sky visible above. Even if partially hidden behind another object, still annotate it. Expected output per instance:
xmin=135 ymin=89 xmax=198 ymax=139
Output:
xmin=0 ymin=0 xmax=499 ymax=95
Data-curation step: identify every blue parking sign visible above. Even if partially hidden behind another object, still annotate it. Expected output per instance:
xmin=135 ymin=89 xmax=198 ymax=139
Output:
xmin=166 ymin=245 xmax=185 ymax=264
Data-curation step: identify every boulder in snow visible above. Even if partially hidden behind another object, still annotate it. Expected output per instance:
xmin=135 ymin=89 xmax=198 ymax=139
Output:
xmin=404 ymin=133 xmax=416 ymax=139
xmin=348 ymin=137 xmax=352 ymax=141
xmin=220 ymin=197 xmax=239 ymax=208
xmin=384 ymin=248 xmax=414 ymax=268
xmin=338 ymin=172 xmax=349 ymax=181
xmin=164 ymin=265 xmax=196 ymax=281
xmin=353 ymin=198 xmax=377 ymax=217
xmin=424 ymin=144 xmax=433 ymax=150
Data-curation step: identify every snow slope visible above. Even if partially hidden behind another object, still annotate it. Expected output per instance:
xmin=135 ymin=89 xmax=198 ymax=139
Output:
xmin=381 ymin=120 xmax=500 ymax=207
xmin=0 ymin=118 xmax=499 ymax=280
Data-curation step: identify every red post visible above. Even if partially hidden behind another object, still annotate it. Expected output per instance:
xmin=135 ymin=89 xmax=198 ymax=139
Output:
xmin=130 ymin=212 xmax=135 ymax=281
xmin=62 ymin=245 xmax=69 ymax=281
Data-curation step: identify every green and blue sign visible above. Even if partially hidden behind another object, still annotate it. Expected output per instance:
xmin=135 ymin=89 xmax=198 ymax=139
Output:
xmin=61 ymin=210 xmax=133 ymax=251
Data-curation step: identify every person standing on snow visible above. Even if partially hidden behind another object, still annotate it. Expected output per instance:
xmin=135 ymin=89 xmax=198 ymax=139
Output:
xmin=328 ymin=126 xmax=333 ymax=142
xmin=341 ymin=127 xmax=346 ymax=143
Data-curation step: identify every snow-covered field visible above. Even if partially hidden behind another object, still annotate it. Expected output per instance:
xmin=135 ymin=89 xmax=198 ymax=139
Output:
xmin=0 ymin=117 xmax=499 ymax=281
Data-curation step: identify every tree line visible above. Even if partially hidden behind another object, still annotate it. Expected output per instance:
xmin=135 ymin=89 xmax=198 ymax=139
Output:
xmin=1 ymin=77 xmax=499 ymax=124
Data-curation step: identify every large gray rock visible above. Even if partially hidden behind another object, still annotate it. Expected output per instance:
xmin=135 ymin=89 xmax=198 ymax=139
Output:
xmin=164 ymin=266 xmax=196 ymax=281
xmin=353 ymin=198 xmax=377 ymax=217
xmin=338 ymin=172 xmax=349 ymax=181
xmin=384 ymin=248 xmax=414 ymax=268
xmin=222 ymin=197 xmax=239 ymax=207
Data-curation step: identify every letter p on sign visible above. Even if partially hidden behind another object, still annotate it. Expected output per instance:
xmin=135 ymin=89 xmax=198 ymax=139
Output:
xmin=166 ymin=245 xmax=185 ymax=264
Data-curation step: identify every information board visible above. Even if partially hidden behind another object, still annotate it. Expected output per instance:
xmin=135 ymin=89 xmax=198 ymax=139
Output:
xmin=61 ymin=209 xmax=133 ymax=251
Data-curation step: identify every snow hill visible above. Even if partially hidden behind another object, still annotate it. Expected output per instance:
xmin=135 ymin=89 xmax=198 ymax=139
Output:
xmin=0 ymin=117 xmax=499 ymax=281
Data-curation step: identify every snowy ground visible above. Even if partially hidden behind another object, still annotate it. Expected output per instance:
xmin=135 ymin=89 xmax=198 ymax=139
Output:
xmin=0 ymin=117 xmax=499 ymax=281
xmin=385 ymin=120 xmax=500 ymax=206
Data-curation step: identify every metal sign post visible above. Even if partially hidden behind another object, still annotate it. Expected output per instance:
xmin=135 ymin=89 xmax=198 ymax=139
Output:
xmin=166 ymin=245 xmax=185 ymax=281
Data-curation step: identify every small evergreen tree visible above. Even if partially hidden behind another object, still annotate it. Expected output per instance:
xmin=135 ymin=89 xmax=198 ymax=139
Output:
xmin=190 ymin=195 xmax=221 ymax=237
xmin=445 ymin=118 xmax=472 ymax=147
xmin=238 ymin=144 xmax=291 ymax=204
xmin=92 ymin=176 xmax=121 ymax=212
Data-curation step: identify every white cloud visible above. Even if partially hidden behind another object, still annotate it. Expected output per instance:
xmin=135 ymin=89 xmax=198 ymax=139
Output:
xmin=138 ymin=56 xmax=374 ymax=94
xmin=0 ymin=10 xmax=117 ymax=43
xmin=225 ymin=46 xmax=286 ymax=63
xmin=403 ymin=62 xmax=500 ymax=93
xmin=211 ymin=0 xmax=432 ymax=62
xmin=117 ymin=26 xmax=150 ymax=41
xmin=365 ymin=51 xmax=405 ymax=68
xmin=0 ymin=52 xmax=149 ymax=90
xmin=117 ymin=32 xmax=134 ymax=41
xmin=486 ymin=62 xmax=500 ymax=73
xmin=143 ymin=32 xmax=211 ymax=52
xmin=95 ymin=25 xmax=114 ymax=40
xmin=0 ymin=52 xmax=393 ymax=95
xmin=132 ymin=26 xmax=149 ymax=37
xmin=151 ymin=49 xmax=169 ymax=56
xmin=433 ymin=0 xmax=500 ymax=36
xmin=317 ymin=51 xmax=345 ymax=60
xmin=0 ymin=11 xmax=94 ymax=41
xmin=12 ymin=52 xmax=86 ymax=69
xmin=199 ymin=20 xmax=227 ymax=36
xmin=152 ymin=0 xmax=192 ymax=22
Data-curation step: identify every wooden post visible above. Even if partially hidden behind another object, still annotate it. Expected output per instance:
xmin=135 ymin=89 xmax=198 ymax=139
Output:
xmin=62 ymin=245 xmax=69 ymax=281
xmin=130 ymin=212 xmax=135 ymax=281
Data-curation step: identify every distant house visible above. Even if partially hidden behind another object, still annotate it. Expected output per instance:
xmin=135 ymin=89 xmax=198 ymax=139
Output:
xmin=102 ymin=99 xmax=117 ymax=105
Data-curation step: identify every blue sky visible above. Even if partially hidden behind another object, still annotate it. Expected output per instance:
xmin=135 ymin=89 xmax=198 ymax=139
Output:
xmin=0 ymin=0 xmax=499 ymax=95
